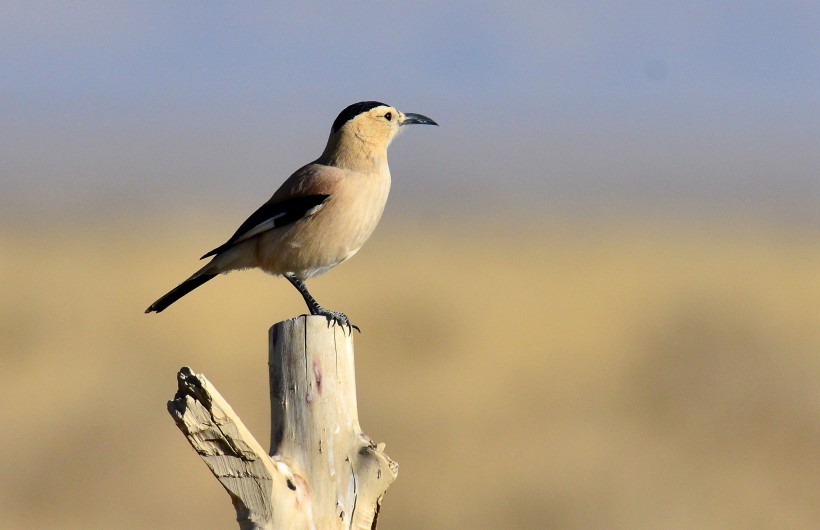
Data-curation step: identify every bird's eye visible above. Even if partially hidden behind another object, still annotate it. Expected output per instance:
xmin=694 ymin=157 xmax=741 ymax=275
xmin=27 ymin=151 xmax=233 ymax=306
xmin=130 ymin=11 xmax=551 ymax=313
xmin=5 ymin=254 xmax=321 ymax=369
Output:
xmin=384 ymin=112 xmax=392 ymax=121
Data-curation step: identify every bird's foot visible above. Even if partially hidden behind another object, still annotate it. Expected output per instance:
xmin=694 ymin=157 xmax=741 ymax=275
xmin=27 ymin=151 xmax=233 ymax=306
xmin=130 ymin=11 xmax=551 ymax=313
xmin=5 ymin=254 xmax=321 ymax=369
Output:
xmin=311 ymin=307 xmax=360 ymax=334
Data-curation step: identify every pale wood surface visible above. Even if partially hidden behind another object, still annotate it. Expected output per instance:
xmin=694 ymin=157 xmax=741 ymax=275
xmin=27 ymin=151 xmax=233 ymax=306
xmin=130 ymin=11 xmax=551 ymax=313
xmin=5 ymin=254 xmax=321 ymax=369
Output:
xmin=168 ymin=315 xmax=397 ymax=529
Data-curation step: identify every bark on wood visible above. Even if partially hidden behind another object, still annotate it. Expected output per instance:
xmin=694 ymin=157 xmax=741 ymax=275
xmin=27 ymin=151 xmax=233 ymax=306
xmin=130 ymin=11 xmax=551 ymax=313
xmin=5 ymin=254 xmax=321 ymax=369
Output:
xmin=168 ymin=315 xmax=397 ymax=529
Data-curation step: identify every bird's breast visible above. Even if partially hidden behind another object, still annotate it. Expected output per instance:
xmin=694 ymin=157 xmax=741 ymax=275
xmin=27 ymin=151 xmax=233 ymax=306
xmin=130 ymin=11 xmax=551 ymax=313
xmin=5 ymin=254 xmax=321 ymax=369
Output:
xmin=255 ymin=167 xmax=391 ymax=279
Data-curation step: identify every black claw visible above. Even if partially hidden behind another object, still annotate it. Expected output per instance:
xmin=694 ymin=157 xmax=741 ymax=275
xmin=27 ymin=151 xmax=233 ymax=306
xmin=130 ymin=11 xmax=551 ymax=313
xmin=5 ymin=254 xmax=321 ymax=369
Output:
xmin=315 ymin=308 xmax=360 ymax=335
xmin=285 ymin=274 xmax=360 ymax=334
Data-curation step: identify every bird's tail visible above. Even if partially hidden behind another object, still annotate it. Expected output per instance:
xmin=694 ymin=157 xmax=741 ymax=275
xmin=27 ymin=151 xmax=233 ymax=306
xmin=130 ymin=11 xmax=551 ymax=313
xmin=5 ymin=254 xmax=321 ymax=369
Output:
xmin=145 ymin=272 xmax=217 ymax=313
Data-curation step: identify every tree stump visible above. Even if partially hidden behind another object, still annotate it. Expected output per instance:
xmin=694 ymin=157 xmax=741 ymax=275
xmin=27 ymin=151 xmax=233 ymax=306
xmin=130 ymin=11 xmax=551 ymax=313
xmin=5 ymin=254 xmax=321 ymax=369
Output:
xmin=168 ymin=315 xmax=398 ymax=529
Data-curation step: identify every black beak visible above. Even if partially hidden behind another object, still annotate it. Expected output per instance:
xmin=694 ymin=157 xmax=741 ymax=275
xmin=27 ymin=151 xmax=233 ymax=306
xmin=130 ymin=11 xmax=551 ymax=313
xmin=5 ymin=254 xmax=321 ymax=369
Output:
xmin=402 ymin=113 xmax=438 ymax=126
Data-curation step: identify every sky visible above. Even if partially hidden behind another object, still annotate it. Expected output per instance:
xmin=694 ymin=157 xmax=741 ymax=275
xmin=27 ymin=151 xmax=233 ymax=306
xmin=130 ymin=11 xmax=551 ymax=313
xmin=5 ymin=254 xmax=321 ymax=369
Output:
xmin=2 ymin=1 xmax=818 ymax=223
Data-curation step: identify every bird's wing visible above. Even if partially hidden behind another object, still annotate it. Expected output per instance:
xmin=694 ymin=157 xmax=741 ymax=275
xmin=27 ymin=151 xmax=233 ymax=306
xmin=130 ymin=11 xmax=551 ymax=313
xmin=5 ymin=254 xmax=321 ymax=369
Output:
xmin=200 ymin=194 xmax=330 ymax=259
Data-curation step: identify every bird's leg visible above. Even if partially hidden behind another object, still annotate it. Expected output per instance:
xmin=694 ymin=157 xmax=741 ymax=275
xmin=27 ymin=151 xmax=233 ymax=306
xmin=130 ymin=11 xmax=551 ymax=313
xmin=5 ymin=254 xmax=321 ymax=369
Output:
xmin=285 ymin=274 xmax=360 ymax=333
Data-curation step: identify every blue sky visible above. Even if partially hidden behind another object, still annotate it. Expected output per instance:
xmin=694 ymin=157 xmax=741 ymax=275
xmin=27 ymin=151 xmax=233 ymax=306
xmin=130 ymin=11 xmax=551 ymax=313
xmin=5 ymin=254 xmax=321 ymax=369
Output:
xmin=2 ymin=2 xmax=818 ymax=221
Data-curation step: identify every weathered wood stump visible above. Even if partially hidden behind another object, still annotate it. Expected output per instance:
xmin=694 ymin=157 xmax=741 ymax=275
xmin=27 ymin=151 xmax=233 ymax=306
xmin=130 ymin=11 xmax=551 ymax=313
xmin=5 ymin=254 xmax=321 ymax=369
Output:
xmin=168 ymin=315 xmax=398 ymax=529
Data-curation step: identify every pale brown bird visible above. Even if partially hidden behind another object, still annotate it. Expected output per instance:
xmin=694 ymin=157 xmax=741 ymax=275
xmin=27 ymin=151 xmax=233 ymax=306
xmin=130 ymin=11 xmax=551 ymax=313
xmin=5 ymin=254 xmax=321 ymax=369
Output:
xmin=145 ymin=101 xmax=437 ymax=331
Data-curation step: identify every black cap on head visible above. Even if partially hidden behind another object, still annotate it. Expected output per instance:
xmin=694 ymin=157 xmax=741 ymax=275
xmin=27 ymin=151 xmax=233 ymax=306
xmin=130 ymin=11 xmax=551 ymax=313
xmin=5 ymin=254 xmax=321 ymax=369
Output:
xmin=331 ymin=101 xmax=389 ymax=134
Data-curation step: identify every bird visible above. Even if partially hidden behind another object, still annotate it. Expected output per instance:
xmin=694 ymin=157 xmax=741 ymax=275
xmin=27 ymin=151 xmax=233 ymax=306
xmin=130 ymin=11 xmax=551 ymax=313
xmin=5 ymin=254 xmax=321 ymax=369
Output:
xmin=145 ymin=101 xmax=437 ymax=331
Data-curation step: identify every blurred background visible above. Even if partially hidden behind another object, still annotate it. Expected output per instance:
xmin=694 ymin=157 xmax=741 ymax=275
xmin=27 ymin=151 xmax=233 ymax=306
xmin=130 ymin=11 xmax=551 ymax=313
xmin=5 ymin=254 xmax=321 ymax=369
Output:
xmin=1 ymin=2 xmax=818 ymax=529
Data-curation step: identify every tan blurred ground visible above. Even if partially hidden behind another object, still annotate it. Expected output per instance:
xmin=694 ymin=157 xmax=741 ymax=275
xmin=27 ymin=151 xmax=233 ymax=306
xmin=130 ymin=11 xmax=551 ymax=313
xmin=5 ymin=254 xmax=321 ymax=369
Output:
xmin=0 ymin=214 xmax=818 ymax=529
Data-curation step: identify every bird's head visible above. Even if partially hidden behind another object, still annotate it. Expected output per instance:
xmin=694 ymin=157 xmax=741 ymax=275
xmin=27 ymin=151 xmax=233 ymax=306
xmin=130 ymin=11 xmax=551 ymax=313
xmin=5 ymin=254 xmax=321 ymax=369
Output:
xmin=322 ymin=101 xmax=437 ymax=168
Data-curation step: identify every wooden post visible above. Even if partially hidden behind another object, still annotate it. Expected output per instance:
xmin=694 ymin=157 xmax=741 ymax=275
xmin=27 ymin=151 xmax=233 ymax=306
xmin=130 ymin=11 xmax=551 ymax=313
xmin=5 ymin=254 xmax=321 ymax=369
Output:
xmin=168 ymin=315 xmax=398 ymax=529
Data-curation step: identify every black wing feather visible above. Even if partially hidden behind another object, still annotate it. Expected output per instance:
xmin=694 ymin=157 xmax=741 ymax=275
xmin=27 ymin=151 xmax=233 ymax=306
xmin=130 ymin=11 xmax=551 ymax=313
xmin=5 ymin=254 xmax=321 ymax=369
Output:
xmin=201 ymin=194 xmax=330 ymax=259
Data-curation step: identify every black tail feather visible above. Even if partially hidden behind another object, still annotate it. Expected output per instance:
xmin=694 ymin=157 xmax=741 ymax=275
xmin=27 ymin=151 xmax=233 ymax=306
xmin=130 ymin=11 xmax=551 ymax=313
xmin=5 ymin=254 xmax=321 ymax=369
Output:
xmin=145 ymin=273 xmax=217 ymax=313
